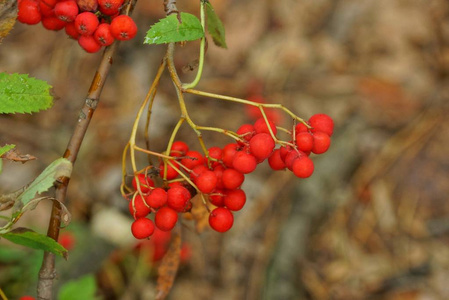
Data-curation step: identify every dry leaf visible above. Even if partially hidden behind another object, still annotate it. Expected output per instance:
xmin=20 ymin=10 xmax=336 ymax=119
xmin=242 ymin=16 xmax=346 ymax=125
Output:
xmin=0 ymin=0 xmax=17 ymax=43
xmin=156 ymin=225 xmax=181 ymax=300
xmin=3 ymin=148 xmax=37 ymax=163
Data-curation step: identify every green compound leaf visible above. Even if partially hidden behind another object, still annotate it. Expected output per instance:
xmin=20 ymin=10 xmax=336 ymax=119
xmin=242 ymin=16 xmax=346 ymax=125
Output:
xmin=205 ymin=1 xmax=227 ymax=48
xmin=144 ymin=12 xmax=204 ymax=45
xmin=0 ymin=144 xmax=15 ymax=157
xmin=1 ymin=228 xmax=68 ymax=258
xmin=0 ymin=72 xmax=53 ymax=114
xmin=18 ymin=158 xmax=72 ymax=206
xmin=58 ymin=274 xmax=98 ymax=300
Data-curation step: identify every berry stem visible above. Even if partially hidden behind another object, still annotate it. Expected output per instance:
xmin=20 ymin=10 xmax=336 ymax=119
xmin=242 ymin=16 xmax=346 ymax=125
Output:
xmin=181 ymin=1 xmax=206 ymax=90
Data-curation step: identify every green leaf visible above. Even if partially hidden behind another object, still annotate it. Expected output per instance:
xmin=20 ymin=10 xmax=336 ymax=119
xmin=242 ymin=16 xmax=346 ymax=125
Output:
xmin=0 ymin=73 xmax=53 ymax=114
xmin=144 ymin=12 xmax=204 ymax=45
xmin=58 ymin=274 xmax=97 ymax=300
xmin=18 ymin=158 xmax=72 ymax=206
xmin=0 ymin=144 xmax=15 ymax=156
xmin=1 ymin=228 xmax=68 ymax=258
xmin=205 ymin=1 xmax=227 ymax=48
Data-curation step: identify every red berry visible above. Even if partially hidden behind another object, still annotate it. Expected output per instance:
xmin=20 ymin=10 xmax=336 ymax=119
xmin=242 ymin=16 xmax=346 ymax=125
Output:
xmin=78 ymin=35 xmax=102 ymax=53
xmin=129 ymin=194 xmax=151 ymax=219
xmin=309 ymin=113 xmax=334 ymax=137
xmin=98 ymin=0 xmax=123 ymax=15
xmin=110 ymin=15 xmax=137 ymax=41
xmin=222 ymin=168 xmax=244 ymax=190
xmin=131 ymin=218 xmax=155 ymax=239
xmin=232 ymin=151 xmax=257 ymax=174
xmin=312 ymin=132 xmax=331 ymax=154
xmin=295 ymin=122 xmax=309 ymax=134
xmin=75 ymin=12 xmax=99 ymax=36
xmin=167 ymin=186 xmax=191 ymax=212
xmin=132 ymin=173 xmax=154 ymax=193
xmin=292 ymin=156 xmax=314 ymax=178
xmin=295 ymin=132 xmax=314 ymax=152
xmin=42 ymin=16 xmax=67 ymax=31
xmin=208 ymin=146 xmax=222 ymax=167
xmin=222 ymin=143 xmax=239 ymax=168
xmin=19 ymin=296 xmax=35 ymax=300
xmin=146 ymin=188 xmax=167 ymax=209
xmin=209 ymin=189 xmax=225 ymax=206
xmin=195 ymin=170 xmax=218 ymax=194
xmin=254 ymin=117 xmax=277 ymax=135
xmin=190 ymin=164 xmax=208 ymax=181
xmin=170 ymin=141 xmax=189 ymax=157
xmin=54 ymin=0 xmax=79 ymax=22
xmin=65 ymin=22 xmax=80 ymax=39
xmin=236 ymin=124 xmax=255 ymax=145
xmin=17 ymin=0 xmax=41 ymax=25
xmin=181 ymin=150 xmax=205 ymax=170
xmin=224 ymin=189 xmax=246 ymax=211
xmin=155 ymin=207 xmax=178 ymax=231
xmin=209 ymin=207 xmax=233 ymax=233
xmin=284 ymin=150 xmax=301 ymax=171
xmin=268 ymin=149 xmax=286 ymax=170
xmin=76 ymin=0 xmax=98 ymax=12
xmin=213 ymin=165 xmax=225 ymax=189
xmin=159 ymin=161 xmax=179 ymax=180
xmin=94 ymin=23 xmax=115 ymax=46
xmin=59 ymin=231 xmax=76 ymax=250
xmin=39 ymin=0 xmax=56 ymax=17
xmin=249 ymin=133 xmax=275 ymax=161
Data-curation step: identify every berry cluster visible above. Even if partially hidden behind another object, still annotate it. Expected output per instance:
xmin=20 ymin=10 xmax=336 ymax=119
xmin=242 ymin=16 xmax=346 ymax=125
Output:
xmin=128 ymin=113 xmax=334 ymax=239
xmin=17 ymin=0 xmax=137 ymax=53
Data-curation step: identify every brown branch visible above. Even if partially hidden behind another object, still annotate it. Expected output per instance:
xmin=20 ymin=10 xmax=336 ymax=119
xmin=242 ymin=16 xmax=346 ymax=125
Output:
xmin=36 ymin=2 xmax=136 ymax=299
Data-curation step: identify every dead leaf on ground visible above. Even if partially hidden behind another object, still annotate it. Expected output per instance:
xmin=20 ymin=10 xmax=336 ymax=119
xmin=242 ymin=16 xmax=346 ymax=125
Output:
xmin=0 ymin=0 xmax=17 ymax=43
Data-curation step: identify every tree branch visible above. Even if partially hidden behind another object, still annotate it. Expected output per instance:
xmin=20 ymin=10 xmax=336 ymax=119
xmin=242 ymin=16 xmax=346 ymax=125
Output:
xmin=36 ymin=1 xmax=137 ymax=299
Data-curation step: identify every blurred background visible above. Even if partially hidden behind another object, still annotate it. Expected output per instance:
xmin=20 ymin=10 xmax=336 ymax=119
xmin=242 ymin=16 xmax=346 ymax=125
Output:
xmin=1 ymin=0 xmax=449 ymax=299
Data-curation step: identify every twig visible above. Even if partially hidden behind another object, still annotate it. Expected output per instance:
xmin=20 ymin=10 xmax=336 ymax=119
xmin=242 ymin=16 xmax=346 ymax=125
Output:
xmin=36 ymin=1 xmax=137 ymax=299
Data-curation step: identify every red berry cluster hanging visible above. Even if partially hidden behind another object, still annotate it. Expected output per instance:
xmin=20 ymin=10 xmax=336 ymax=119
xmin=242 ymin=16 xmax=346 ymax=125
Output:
xmin=17 ymin=0 xmax=137 ymax=53
xmin=128 ymin=113 xmax=334 ymax=239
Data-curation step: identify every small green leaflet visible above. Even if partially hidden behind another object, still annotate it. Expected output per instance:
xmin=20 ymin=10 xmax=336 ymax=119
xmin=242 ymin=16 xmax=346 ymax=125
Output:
xmin=0 ymin=73 xmax=53 ymax=114
xmin=205 ymin=1 xmax=227 ymax=48
xmin=0 ymin=144 xmax=15 ymax=157
xmin=144 ymin=12 xmax=204 ymax=45
xmin=1 ymin=228 xmax=68 ymax=258
xmin=58 ymin=274 xmax=98 ymax=300
xmin=17 ymin=157 xmax=72 ymax=206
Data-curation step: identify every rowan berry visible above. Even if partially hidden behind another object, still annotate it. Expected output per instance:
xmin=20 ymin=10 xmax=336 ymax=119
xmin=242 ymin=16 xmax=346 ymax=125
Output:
xmin=312 ymin=131 xmax=331 ymax=154
xmin=209 ymin=207 xmax=233 ymax=232
xmin=309 ymin=113 xmax=334 ymax=137
xmin=75 ymin=12 xmax=99 ymax=36
xmin=93 ymin=23 xmax=115 ymax=46
xmin=170 ymin=141 xmax=189 ymax=157
xmin=78 ymin=35 xmax=102 ymax=53
xmin=110 ymin=15 xmax=137 ymax=41
xmin=65 ymin=22 xmax=80 ymax=39
xmin=129 ymin=194 xmax=151 ymax=219
xmin=132 ymin=173 xmax=154 ymax=193
xmin=213 ymin=165 xmax=225 ymax=189
xmin=236 ymin=124 xmax=255 ymax=144
xmin=181 ymin=150 xmax=205 ymax=170
xmin=292 ymin=156 xmax=314 ymax=178
xmin=146 ymin=188 xmax=167 ymax=209
xmin=249 ymin=133 xmax=275 ymax=161
xmin=195 ymin=170 xmax=218 ymax=194
xmin=232 ymin=151 xmax=257 ymax=174
xmin=159 ymin=161 xmax=179 ymax=180
xmin=224 ymin=189 xmax=246 ymax=211
xmin=254 ymin=117 xmax=277 ymax=135
xmin=207 ymin=146 xmax=223 ymax=167
xmin=155 ymin=207 xmax=178 ymax=231
xmin=42 ymin=16 xmax=67 ymax=31
xmin=222 ymin=143 xmax=239 ymax=168
xmin=39 ymin=0 xmax=56 ymax=17
xmin=76 ymin=0 xmax=98 ymax=12
xmin=190 ymin=164 xmax=208 ymax=181
xmin=98 ymin=0 xmax=123 ymax=16
xmin=131 ymin=218 xmax=155 ymax=239
xmin=209 ymin=189 xmax=225 ymax=206
xmin=167 ymin=186 xmax=191 ymax=212
xmin=268 ymin=149 xmax=286 ymax=170
xmin=295 ymin=131 xmax=314 ymax=152
xmin=17 ymin=0 xmax=41 ymax=25
xmin=295 ymin=122 xmax=309 ymax=134
xmin=54 ymin=1 xmax=79 ymax=22
xmin=222 ymin=168 xmax=244 ymax=190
